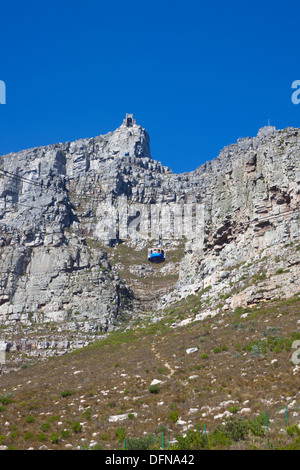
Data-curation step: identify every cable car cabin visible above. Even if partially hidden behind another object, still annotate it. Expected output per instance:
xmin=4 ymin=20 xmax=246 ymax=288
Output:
xmin=148 ymin=247 xmax=165 ymax=263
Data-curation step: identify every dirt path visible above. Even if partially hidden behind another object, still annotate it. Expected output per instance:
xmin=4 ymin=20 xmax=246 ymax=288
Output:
xmin=151 ymin=340 xmax=175 ymax=377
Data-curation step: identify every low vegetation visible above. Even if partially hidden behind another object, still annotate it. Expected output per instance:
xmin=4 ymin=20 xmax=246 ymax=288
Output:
xmin=0 ymin=293 xmax=299 ymax=450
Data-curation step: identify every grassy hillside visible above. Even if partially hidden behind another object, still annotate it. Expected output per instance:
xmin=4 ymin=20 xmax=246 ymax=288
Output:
xmin=0 ymin=293 xmax=300 ymax=450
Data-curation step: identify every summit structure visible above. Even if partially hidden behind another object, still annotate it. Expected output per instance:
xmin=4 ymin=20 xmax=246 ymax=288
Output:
xmin=123 ymin=113 xmax=136 ymax=127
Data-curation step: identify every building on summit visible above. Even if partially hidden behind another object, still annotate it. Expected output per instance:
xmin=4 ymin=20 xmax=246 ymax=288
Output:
xmin=123 ymin=113 xmax=136 ymax=128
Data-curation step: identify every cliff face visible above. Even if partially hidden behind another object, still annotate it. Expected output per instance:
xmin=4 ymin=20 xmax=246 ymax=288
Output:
xmin=0 ymin=119 xmax=300 ymax=327
xmin=170 ymin=126 xmax=300 ymax=309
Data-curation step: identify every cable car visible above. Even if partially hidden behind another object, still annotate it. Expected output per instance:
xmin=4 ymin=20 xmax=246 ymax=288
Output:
xmin=148 ymin=235 xmax=165 ymax=263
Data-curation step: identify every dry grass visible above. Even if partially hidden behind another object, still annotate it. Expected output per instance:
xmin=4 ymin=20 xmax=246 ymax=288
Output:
xmin=0 ymin=294 xmax=299 ymax=449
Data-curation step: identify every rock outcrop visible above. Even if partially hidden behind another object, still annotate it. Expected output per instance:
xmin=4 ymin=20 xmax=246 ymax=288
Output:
xmin=0 ymin=117 xmax=300 ymax=327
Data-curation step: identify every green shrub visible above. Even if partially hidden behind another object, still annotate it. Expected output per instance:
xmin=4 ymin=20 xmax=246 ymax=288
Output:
xmin=24 ymin=432 xmax=34 ymax=440
xmin=71 ymin=421 xmax=82 ymax=433
xmin=213 ymin=346 xmax=228 ymax=354
xmin=91 ymin=443 xmax=103 ymax=450
xmin=83 ymin=408 xmax=92 ymax=420
xmin=286 ymin=425 xmax=300 ymax=437
xmin=171 ymin=429 xmax=207 ymax=450
xmin=168 ymin=410 xmax=179 ymax=423
xmin=61 ymin=430 xmax=70 ymax=438
xmin=279 ymin=437 xmax=300 ymax=450
xmin=37 ymin=433 xmax=47 ymax=442
xmin=248 ymin=414 xmax=265 ymax=437
xmin=49 ymin=415 xmax=59 ymax=422
xmin=157 ymin=425 xmax=167 ymax=433
xmin=0 ymin=396 xmax=12 ymax=405
xmin=115 ymin=427 xmax=126 ymax=441
xmin=50 ymin=432 xmax=60 ymax=444
xmin=40 ymin=422 xmax=51 ymax=432
xmin=148 ymin=385 xmax=160 ymax=394
xmin=208 ymin=430 xmax=232 ymax=449
xmin=214 ymin=417 xmax=249 ymax=442
xmin=126 ymin=433 xmax=167 ymax=450
xmin=228 ymin=406 xmax=239 ymax=414
xmin=25 ymin=415 xmax=35 ymax=424
xmin=247 ymin=340 xmax=267 ymax=357
xmin=60 ymin=390 xmax=73 ymax=398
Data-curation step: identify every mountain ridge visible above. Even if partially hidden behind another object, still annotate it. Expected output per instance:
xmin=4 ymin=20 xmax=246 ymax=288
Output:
xmin=0 ymin=118 xmax=299 ymax=333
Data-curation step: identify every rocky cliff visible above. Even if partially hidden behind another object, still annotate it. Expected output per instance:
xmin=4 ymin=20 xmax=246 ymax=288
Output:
xmin=0 ymin=118 xmax=300 ymax=331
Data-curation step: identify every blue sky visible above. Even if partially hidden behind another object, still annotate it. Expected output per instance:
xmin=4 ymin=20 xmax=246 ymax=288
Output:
xmin=0 ymin=0 xmax=300 ymax=173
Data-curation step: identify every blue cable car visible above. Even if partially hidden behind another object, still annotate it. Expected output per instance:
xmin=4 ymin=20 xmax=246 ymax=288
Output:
xmin=148 ymin=235 xmax=165 ymax=263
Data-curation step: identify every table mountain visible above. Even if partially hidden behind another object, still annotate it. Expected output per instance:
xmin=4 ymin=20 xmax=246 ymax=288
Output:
xmin=0 ymin=117 xmax=299 ymax=330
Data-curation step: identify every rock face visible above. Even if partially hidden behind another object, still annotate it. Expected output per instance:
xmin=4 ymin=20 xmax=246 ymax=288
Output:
xmin=0 ymin=117 xmax=300 ymax=326
xmin=172 ymin=126 xmax=300 ymax=309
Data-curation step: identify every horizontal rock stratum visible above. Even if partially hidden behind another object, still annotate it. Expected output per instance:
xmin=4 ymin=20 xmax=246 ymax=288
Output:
xmin=0 ymin=116 xmax=299 ymax=327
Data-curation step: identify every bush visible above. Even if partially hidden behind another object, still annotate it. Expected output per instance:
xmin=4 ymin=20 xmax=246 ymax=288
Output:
xmin=286 ymin=425 xmax=300 ymax=437
xmin=91 ymin=443 xmax=103 ymax=450
xmin=71 ymin=421 xmax=82 ymax=433
xmin=157 ymin=425 xmax=167 ymax=433
xmin=25 ymin=415 xmax=35 ymax=424
xmin=49 ymin=415 xmax=59 ymax=422
xmin=83 ymin=408 xmax=91 ymax=420
xmin=248 ymin=414 xmax=265 ymax=437
xmin=247 ymin=340 xmax=267 ymax=357
xmin=115 ymin=427 xmax=126 ymax=441
xmin=213 ymin=346 xmax=228 ymax=354
xmin=40 ymin=422 xmax=51 ymax=432
xmin=60 ymin=390 xmax=73 ymax=398
xmin=0 ymin=396 xmax=12 ymax=405
xmin=50 ymin=432 xmax=60 ymax=444
xmin=208 ymin=430 xmax=232 ymax=449
xmin=168 ymin=410 xmax=179 ymax=423
xmin=280 ymin=437 xmax=300 ymax=450
xmin=214 ymin=417 xmax=249 ymax=442
xmin=37 ymin=433 xmax=47 ymax=442
xmin=172 ymin=429 xmax=207 ymax=450
xmin=148 ymin=385 xmax=160 ymax=394
xmin=228 ymin=406 xmax=239 ymax=414
xmin=126 ymin=433 xmax=167 ymax=450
